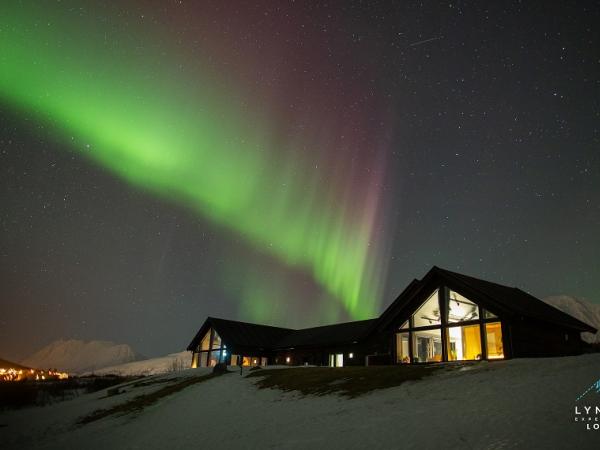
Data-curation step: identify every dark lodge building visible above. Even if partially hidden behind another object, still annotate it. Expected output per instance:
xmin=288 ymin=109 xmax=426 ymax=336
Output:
xmin=187 ymin=267 xmax=596 ymax=368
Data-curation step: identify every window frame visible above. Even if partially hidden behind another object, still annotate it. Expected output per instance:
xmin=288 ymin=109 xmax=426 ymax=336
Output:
xmin=193 ymin=327 xmax=227 ymax=367
xmin=395 ymin=286 xmax=504 ymax=363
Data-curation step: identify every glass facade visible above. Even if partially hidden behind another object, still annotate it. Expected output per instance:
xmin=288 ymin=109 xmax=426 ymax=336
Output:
xmin=395 ymin=287 xmax=505 ymax=363
xmin=192 ymin=328 xmax=226 ymax=367
xmin=412 ymin=329 xmax=443 ymax=362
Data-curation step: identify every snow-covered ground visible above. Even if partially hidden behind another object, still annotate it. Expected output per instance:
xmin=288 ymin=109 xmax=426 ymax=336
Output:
xmin=84 ymin=351 xmax=191 ymax=376
xmin=2 ymin=354 xmax=600 ymax=449
xmin=21 ymin=339 xmax=143 ymax=374
xmin=544 ymin=295 xmax=600 ymax=343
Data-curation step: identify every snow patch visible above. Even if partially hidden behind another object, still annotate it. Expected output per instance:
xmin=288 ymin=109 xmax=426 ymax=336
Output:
xmin=85 ymin=351 xmax=191 ymax=376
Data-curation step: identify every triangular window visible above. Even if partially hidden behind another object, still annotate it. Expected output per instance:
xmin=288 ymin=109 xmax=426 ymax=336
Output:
xmin=412 ymin=289 xmax=441 ymax=327
xmin=483 ymin=309 xmax=498 ymax=319
xmin=447 ymin=290 xmax=480 ymax=323
xmin=200 ymin=329 xmax=211 ymax=350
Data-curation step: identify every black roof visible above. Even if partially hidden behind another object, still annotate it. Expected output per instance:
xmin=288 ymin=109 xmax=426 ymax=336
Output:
xmin=434 ymin=267 xmax=596 ymax=332
xmin=378 ymin=266 xmax=596 ymax=333
xmin=276 ymin=319 xmax=377 ymax=348
xmin=188 ymin=266 xmax=596 ymax=351
xmin=187 ymin=317 xmax=377 ymax=351
xmin=186 ymin=317 xmax=293 ymax=351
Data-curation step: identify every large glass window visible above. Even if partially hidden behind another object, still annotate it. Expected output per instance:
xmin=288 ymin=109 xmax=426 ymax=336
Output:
xmin=396 ymin=332 xmax=410 ymax=363
xmin=447 ymin=290 xmax=479 ymax=323
xmin=412 ymin=329 xmax=443 ymax=362
xmin=412 ymin=289 xmax=441 ymax=327
xmin=447 ymin=324 xmax=482 ymax=360
xmin=193 ymin=328 xmax=226 ymax=367
xmin=397 ymin=286 xmax=505 ymax=363
xmin=486 ymin=322 xmax=504 ymax=359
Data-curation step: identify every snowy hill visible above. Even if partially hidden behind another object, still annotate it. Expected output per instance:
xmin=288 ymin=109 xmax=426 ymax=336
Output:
xmin=85 ymin=351 xmax=191 ymax=376
xmin=543 ymin=295 xmax=600 ymax=343
xmin=21 ymin=339 xmax=143 ymax=374
xmin=2 ymin=355 xmax=600 ymax=449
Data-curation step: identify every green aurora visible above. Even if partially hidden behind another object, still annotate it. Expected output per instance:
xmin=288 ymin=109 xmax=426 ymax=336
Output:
xmin=0 ymin=4 xmax=391 ymax=321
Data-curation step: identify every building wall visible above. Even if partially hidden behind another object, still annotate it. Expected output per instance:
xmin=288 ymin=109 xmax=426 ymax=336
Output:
xmin=508 ymin=318 xmax=586 ymax=357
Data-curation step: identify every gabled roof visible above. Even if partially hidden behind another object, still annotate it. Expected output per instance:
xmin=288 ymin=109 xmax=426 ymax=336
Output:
xmin=187 ymin=317 xmax=377 ymax=351
xmin=188 ymin=266 xmax=596 ymax=352
xmin=377 ymin=266 xmax=596 ymax=333
xmin=186 ymin=317 xmax=293 ymax=351
xmin=434 ymin=267 xmax=596 ymax=332
xmin=275 ymin=319 xmax=377 ymax=348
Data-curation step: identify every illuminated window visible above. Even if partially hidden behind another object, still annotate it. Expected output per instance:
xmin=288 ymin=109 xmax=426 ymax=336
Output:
xmin=211 ymin=332 xmax=222 ymax=349
xmin=486 ymin=322 xmax=504 ymax=359
xmin=193 ymin=328 xmax=226 ymax=367
xmin=447 ymin=324 xmax=482 ymax=360
xmin=483 ymin=309 xmax=498 ymax=319
xmin=328 ymin=353 xmax=344 ymax=367
xmin=447 ymin=290 xmax=480 ymax=323
xmin=412 ymin=329 xmax=443 ymax=362
xmin=399 ymin=287 xmax=504 ymax=363
xmin=396 ymin=332 xmax=410 ymax=363
xmin=412 ymin=289 xmax=441 ymax=327
xmin=348 ymin=352 xmax=354 ymax=359
xmin=200 ymin=330 xmax=211 ymax=351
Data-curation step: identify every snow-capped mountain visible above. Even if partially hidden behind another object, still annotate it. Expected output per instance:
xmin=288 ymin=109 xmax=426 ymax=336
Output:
xmin=85 ymin=351 xmax=191 ymax=376
xmin=21 ymin=339 xmax=143 ymax=374
xmin=543 ymin=295 xmax=600 ymax=344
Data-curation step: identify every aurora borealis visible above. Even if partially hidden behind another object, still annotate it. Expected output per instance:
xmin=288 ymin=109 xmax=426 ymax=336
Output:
xmin=1 ymin=1 xmax=599 ymax=360
xmin=1 ymin=2 xmax=393 ymax=319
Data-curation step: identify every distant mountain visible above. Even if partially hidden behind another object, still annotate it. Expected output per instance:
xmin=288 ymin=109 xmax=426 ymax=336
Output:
xmin=21 ymin=339 xmax=143 ymax=374
xmin=0 ymin=357 xmax=32 ymax=370
xmin=85 ymin=351 xmax=191 ymax=376
xmin=543 ymin=295 xmax=600 ymax=344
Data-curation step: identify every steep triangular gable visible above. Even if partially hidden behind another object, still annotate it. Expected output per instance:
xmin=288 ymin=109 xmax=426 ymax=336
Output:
xmin=375 ymin=266 xmax=596 ymax=333
xmin=436 ymin=267 xmax=596 ymax=332
xmin=375 ymin=267 xmax=519 ymax=333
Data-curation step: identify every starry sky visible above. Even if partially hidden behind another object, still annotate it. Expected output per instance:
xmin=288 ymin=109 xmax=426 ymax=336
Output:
xmin=1 ymin=1 xmax=599 ymax=361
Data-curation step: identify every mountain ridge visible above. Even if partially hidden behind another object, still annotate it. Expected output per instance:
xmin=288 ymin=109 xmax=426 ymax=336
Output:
xmin=21 ymin=339 xmax=143 ymax=374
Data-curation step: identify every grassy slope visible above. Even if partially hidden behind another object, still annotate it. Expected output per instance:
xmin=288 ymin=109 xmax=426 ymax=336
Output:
xmin=247 ymin=364 xmax=451 ymax=397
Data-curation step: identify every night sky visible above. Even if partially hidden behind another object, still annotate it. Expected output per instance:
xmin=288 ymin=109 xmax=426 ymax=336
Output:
xmin=1 ymin=1 xmax=599 ymax=361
